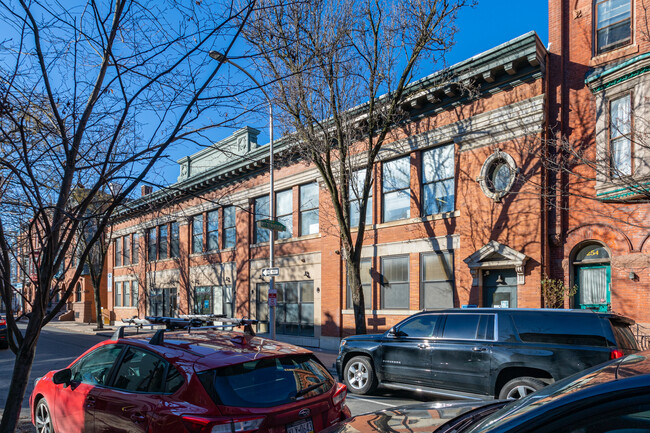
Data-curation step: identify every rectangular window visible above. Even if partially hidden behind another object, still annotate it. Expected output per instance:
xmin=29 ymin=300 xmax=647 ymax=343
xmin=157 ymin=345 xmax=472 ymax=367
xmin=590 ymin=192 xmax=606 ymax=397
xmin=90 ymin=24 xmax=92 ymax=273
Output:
xmin=381 ymin=256 xmax=410 ymax=309
xmin=223 ymin=206 xmax=236 ymax=249
xmin=422 ymin=144 xmax=455 ymax=215
xmin=123 ymin=235 xmax=131 ymax=266
xmin=254 ymin=196 xmax=270 ymax=244
xmin=207 ymin=210 xmax=219 ymax=251
xmin=350 ymin=168 xmax=372 ymax=227
xmin=299 ymin=183 xmax=319 ymax=236
xmin=170 ymin=222 xmax=179 ymax=258
xmin=276 ymin=189 xmax=293 ymax=240
xmin=610 ymin=94 xmax=632 ymax=177
xmin=255 ymin=282 xmax=314 ymax=336
xmin=123 ymin=281 xmax=130 ymax=308
xmin=132 ymin=280 xmax=139 ymax=307
xmin=132 ymin=233 xmax=139 ymax=264
xmin=192 ymin=214 xmax=203 ymax=254
xmin=194 ymin=286 xmax=233 ymax=317
xmin=158 ymin=225 xmax=168 ymax=260
xmin=421 ymin=252 xmax=454 ymax=309
xmin=115 ymin=238 xmax=122 ymax=267
xmin=115 ymin=281 xmax=122 ymax=307
xmin=147 ymin=228 xmax=156 ymax=262
xmin=596 ymin=0 xmax=631 ymax=54
xmin=347 ymin=258 xmax=372 ymax=309
xmin=383 ymin=157 xmax=411 ymax=222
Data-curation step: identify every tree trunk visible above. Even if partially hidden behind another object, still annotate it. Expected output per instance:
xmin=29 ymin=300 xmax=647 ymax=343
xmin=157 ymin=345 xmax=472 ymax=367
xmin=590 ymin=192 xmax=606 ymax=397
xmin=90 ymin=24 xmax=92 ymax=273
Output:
xmin=94 ymin=277 xmax=103 ymax=330
xmin=345 ymin=257 xmax=367 ymax=335
xmin=0 ymin=320 xmax=41 ymax=432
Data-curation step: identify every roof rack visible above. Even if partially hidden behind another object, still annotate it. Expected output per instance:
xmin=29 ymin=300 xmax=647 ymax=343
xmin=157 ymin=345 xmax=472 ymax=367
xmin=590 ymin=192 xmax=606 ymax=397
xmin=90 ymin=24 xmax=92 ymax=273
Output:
xmin=111 ymin=316 xmax=259 ymax=345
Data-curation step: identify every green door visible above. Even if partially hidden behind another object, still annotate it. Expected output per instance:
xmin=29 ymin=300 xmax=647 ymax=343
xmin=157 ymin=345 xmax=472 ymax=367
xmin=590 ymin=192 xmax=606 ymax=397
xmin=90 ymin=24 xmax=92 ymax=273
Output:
xmin=575 ymin=264 xmax=610 ymax=312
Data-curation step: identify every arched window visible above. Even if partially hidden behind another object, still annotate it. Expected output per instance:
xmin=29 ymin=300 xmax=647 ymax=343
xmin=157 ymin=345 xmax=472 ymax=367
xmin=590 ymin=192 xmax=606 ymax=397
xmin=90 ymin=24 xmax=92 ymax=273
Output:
xmin=75 ymin=282 xmax=82 ymax=302
xmin=573 ymin=242 xmax=611 ymax=312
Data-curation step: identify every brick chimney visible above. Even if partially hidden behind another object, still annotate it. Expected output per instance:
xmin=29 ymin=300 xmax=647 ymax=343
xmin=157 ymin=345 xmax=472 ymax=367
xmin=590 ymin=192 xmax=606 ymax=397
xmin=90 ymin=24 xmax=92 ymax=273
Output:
xmin=141 ymin=185 xmax=153 ymax=197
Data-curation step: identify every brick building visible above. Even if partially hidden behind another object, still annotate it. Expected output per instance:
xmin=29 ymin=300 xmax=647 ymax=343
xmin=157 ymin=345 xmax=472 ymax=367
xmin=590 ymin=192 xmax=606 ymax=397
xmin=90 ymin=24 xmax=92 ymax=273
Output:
xmin=548 ymin=0 xmax=650 ymax=323
xmin=108 ymin=33 xmax=548 ymax=349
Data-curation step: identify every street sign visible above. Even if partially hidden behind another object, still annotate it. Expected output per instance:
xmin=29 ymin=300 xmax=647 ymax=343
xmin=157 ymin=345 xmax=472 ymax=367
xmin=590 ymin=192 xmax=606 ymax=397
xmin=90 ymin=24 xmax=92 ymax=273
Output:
xmin=262 ymin=267 xmax=280 ymax=277
xmin=268 ymin=291 xmax=277 ymax=307
xmin=257 ymin=219 xmax=286 ymax=232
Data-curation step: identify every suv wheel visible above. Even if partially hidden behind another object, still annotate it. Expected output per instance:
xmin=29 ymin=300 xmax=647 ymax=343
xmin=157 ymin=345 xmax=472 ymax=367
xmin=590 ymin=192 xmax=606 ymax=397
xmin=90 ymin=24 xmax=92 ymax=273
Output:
xmin=499 ymin=377 xmax=546 ymax=400
xmin=344 ymin=356 xmax=377 ymax=395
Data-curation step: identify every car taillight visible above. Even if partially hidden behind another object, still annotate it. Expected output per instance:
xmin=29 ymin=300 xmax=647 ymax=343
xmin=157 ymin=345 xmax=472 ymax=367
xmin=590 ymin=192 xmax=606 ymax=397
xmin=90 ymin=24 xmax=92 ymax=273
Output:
xmin=332 ymin=382 xmax=347 ymax=406
xmin=611 ymin=349 xmax=624 ymax=359
xmin=181 ymin=415 xmax=265 ymax=433
xmin=0 ymin=319 xmax=6 ymax=326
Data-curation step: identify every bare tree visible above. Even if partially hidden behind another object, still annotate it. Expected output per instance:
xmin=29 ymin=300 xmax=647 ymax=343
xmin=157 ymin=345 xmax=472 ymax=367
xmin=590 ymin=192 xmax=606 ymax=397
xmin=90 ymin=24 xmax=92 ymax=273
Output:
xmin=243 ymin=0 xmax=472 ymax=334
xmin=0 ymin=0 xmax=257 ymax=430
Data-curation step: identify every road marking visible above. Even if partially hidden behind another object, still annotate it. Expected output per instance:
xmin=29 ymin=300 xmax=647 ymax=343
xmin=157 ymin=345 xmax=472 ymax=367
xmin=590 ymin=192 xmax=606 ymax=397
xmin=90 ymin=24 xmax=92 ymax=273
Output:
xmin=347 ymin=395 xmax=397 ymax=407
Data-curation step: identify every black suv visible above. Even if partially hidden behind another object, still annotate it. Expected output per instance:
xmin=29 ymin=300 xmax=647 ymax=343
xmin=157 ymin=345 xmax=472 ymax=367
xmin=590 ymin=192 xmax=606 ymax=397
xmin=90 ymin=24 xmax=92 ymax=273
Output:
xmin=336 ymin=308 xmax=639 ymax=399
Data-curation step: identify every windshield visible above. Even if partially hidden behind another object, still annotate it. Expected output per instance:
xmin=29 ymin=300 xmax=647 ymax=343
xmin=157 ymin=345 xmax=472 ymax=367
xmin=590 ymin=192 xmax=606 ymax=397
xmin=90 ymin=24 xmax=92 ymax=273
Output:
xmin=462 ymin=355 xmax=642 ymax=433
xmin=198 ymin=354 xmax=334 ymax=408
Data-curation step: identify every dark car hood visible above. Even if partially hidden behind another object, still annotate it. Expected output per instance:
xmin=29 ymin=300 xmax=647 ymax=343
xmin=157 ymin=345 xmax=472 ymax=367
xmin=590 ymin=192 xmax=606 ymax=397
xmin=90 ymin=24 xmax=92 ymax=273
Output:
xmin=322 ymin=400 xmax=496 ymax=433
xmin=343 ymin=333 xmax=384 ymax=342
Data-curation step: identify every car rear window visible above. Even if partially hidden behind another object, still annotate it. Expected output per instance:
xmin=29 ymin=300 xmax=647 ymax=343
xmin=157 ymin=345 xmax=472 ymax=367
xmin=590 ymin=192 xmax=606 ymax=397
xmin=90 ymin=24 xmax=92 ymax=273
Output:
xmin=611 ymin=320 xmax=639 ymax=352
xmin=511 ymin=312 xmax=607 ymax=346
xmin=198 ymin=354 xmax=334 ymax=408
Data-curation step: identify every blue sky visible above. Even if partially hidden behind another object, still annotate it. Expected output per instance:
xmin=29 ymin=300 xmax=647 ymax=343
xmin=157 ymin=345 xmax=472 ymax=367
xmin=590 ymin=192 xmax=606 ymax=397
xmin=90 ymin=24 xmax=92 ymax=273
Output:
xmin=152 ymin=0 xmax=548 ymax=187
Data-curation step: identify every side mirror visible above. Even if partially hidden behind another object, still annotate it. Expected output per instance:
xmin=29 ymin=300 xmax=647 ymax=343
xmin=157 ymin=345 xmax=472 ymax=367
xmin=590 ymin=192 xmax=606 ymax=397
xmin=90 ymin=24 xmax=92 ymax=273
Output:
xmin=387 ymin=327 xmax=396 ymax=337
xmin=53 ymin=368 xmax=72 ymax=386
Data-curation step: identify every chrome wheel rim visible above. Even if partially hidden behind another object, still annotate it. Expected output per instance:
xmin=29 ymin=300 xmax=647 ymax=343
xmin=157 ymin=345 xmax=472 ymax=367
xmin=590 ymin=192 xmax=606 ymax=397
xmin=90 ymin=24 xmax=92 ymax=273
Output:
xmin=35 ymin=401 xmax=52 ymax=433
xmin=346 ymin=361 xmax=369 ymax=390
xmin=506 ymin=384 xmax=537 ymax=399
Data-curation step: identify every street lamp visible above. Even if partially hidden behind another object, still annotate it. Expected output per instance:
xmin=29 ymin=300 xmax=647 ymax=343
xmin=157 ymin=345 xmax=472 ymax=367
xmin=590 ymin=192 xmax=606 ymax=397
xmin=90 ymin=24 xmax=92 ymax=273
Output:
xmin=209 ymin=51 xmax=277 ymax=339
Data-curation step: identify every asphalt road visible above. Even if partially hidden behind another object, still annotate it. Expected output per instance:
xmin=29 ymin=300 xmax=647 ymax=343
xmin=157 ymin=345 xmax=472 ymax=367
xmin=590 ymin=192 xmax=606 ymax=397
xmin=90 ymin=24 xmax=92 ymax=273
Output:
xmin=0 ymin=325 xmax=448 ymax=420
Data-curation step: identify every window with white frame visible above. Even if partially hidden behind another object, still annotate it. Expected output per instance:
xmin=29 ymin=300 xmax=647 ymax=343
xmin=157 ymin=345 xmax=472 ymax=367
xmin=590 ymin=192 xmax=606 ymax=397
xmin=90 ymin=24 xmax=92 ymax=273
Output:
xmin=131 ymin=280 xmax=139 ymax=308
xmin=381 ymin=256 xmax=410 ymax=309
xmin=223 ymin=206 xmax=236 ymax=249
xmin=123 ymin=235 xmax=131 ymax=266
xmin=115 ymin=281 xmax=122 ymax=307
xmin=276 ymin=189 xmax=293 ymax=240
xmin=192 ymin=214 xmax=203 ymax=253
xmin=158 ymin=225 xmax=168 ymax=260
xmin=350 ymin=168 xmax=373 ymax=227
xmin=595 ymin=0 xmax=631 ymax=54
xmin=254 ymin=196 xmax=270 ymax=244
xmin=346 ymin=258 xmax=372 ymax=309
xmin=132 ymin=233 xmax=139 ymax=264
xmin=610 ymin=93 xmax=632 ymax=177
xmin=383 ymin=157 xmax=411 ymax=222
xmin=115 ymin=238 xmax=122 ymax=267
xmin=420 ymin=252 xmax=454 ymax=309
xmin=207 ymin=210 xmax=219 ymax=251
xmin=147 ymin=228 xmax=156 ymax=261
xmin=299 ymin=183 xmax=319 ymax=236
xmin=423 ymin=144 xmax=455 ymax=215
xmin=124 ymin=281 xmax=131 ymax=308
xmin=170 ymin=222 xmax=179 ymax=258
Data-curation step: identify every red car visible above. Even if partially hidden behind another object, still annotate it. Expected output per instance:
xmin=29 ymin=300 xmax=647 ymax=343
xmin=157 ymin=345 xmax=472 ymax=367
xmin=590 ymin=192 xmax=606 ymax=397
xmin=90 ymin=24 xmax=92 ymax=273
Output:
xmin=30 ymin=327 xmax=350 ymax=433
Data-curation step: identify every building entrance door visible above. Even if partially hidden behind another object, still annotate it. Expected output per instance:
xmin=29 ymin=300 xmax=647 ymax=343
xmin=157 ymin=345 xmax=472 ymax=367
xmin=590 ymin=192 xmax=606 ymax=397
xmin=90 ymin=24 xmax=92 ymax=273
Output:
xmin=572 ymin=243 xmax=611 ymax=312
xmin=483 ymin=269 xmax=517 ymax=308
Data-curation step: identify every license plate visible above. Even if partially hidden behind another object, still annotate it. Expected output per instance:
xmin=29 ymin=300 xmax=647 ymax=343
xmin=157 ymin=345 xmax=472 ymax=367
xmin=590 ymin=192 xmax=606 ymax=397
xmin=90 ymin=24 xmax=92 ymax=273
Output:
xmin=286 ymin=418 xmax=314 ymax=433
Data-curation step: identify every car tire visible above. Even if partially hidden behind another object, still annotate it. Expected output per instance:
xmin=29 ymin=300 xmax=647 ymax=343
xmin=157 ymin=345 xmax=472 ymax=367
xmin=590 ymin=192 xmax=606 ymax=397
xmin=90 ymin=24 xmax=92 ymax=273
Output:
xmin=0 ymin=341 xmax=8 ymax=350
xmin=344 ymin=356 xmax=377 ymax=395
xmin=499 ymin=377 xmax=546 ymax=400
xmin=34 ymin=398 xmax=55 ymax=433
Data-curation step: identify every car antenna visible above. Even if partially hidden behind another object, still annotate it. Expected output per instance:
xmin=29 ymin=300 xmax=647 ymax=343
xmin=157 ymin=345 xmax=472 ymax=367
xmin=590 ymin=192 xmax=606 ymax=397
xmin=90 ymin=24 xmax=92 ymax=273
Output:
xmin=149 ymin=329 xmax=165 ymax=346
xmin=111 ymin=326 xmax=125 ymax=341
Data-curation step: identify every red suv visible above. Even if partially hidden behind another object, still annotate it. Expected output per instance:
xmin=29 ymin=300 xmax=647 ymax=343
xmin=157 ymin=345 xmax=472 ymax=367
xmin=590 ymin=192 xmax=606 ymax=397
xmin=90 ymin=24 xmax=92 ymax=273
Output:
xmin=30 ymin=327 xmax=350 ymax=433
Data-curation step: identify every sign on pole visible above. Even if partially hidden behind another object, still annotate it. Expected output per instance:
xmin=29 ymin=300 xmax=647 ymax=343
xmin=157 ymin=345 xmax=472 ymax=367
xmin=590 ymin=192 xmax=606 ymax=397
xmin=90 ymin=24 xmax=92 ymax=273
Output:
xmin=262 ymin=267 xmax=280 ymax=277
xmin=268 ymin=291 xmax=277 ymax=307
xmin=257 ymin=219 xmax=286 ymax=232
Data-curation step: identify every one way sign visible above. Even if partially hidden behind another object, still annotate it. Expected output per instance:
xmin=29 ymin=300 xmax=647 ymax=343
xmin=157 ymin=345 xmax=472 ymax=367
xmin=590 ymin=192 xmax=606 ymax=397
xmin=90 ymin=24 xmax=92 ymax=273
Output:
xmin=262 ymin=267 xmax=280 ymax=277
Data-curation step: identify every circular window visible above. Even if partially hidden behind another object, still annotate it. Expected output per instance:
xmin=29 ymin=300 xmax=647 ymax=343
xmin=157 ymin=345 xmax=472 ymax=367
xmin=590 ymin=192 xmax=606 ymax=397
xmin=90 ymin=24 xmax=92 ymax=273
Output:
xmin=478 ymin=150 xmax=517 ymax=201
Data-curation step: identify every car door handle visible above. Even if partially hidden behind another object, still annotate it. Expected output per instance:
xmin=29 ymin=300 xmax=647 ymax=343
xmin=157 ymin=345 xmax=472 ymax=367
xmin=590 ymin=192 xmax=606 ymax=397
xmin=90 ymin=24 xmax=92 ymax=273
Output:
xmin=130 ymin=413 xmax=146 ymax=424
xmin=85 ymin=396 xmax=96 ymax=408
xmin=472 ymin=346 xmax=487 ymax=352
xmin=417 ymin=343 xmax=428 ymax=349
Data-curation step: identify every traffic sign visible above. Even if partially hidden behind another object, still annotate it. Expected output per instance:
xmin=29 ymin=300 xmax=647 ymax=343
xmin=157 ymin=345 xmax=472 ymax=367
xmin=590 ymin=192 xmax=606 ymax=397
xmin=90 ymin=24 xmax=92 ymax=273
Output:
xmin=257 ymin=219 xmax=286 ymax=232
xmin=262 ymin=267 xmax=280 ymax=277
xmin=268 ymin=291 xmax=277 ymax=307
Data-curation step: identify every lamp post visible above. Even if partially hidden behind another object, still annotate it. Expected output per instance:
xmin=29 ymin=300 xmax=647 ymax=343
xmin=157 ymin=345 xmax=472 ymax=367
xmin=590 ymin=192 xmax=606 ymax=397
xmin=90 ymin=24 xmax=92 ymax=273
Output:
xmin=209 ymin=51 xmax=276 ymax=339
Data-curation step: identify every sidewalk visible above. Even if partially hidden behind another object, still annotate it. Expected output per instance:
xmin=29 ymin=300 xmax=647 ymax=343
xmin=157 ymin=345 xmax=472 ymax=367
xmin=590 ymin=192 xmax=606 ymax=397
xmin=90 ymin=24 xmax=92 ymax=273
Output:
xmin=44 ymin=320 xmax=339 ymax=374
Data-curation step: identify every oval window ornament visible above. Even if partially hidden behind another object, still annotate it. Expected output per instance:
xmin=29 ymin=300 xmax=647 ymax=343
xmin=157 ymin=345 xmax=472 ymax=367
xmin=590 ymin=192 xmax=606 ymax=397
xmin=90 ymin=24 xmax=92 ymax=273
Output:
xmin=478 ymin=150 xmax=517 ymax=201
